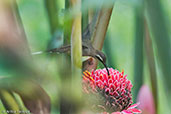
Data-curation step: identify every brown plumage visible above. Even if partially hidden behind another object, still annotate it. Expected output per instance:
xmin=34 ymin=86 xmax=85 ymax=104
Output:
xmin=46 ymin=41 xmax=109 ymax=76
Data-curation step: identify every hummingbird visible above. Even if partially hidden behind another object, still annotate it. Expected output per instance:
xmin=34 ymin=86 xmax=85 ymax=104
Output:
xmin=32 ymin=10 xmax=110 ymax=76
xmin=44 ymin=39 xmax=109 ymax=75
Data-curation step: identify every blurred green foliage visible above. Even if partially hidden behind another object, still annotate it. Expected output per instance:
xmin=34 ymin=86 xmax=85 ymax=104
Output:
xmin=0 ymin=0 xmax=170 ymax=113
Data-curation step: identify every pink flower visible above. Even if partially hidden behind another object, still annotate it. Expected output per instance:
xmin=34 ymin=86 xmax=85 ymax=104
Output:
xmin=137 ymin=85 xmax=155 ymax=114
xmin=111 ymin=103 xmax=142 ymax=114
xmin=82 ymin=68 xmax=141 ymax=114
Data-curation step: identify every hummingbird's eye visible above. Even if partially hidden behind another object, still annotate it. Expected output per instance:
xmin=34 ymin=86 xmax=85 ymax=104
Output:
xmin=95 ymin=54 xmax=103 ymax=62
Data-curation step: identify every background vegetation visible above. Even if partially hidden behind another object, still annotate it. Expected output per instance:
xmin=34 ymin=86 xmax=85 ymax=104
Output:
xmin=0 ymin=0 xmax=170 ymax=114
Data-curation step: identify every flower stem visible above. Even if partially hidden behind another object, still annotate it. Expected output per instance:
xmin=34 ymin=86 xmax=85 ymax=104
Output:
xmin=145 ymin=0 xmax=171 ymax=104
xmin=144 ymin=21 xmax=158 ymax=114
xmin=44 ymin=0 xmax=59 ymax=34
xmin=133 ymin=5 xmax=144 ymax=101
xmin=70 ymin=0 xmax=82 ymax=112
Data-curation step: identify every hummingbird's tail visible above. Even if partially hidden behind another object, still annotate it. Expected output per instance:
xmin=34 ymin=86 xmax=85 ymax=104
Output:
xmin=46 ymin=45 xmax=71 ymax=53
xmin=32 ymin=51 xmax=44 ymax=55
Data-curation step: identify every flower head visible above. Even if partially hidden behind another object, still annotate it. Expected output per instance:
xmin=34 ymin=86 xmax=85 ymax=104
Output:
xmin=82 ymin=68 xmax=141 ymax=114
xmin=112 ymin=103 xmax=142 ymax=114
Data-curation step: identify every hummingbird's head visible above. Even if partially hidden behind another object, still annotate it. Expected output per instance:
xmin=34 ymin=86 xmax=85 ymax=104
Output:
xmin=95 ymin=50 xmax=106 ymax=64
xmin=95 ymin=50 xmax=110 ymax=76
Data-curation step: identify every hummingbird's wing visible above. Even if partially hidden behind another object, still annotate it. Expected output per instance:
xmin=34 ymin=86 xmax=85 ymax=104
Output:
xmin=82 ymin=9 xmax=101 ymax=42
